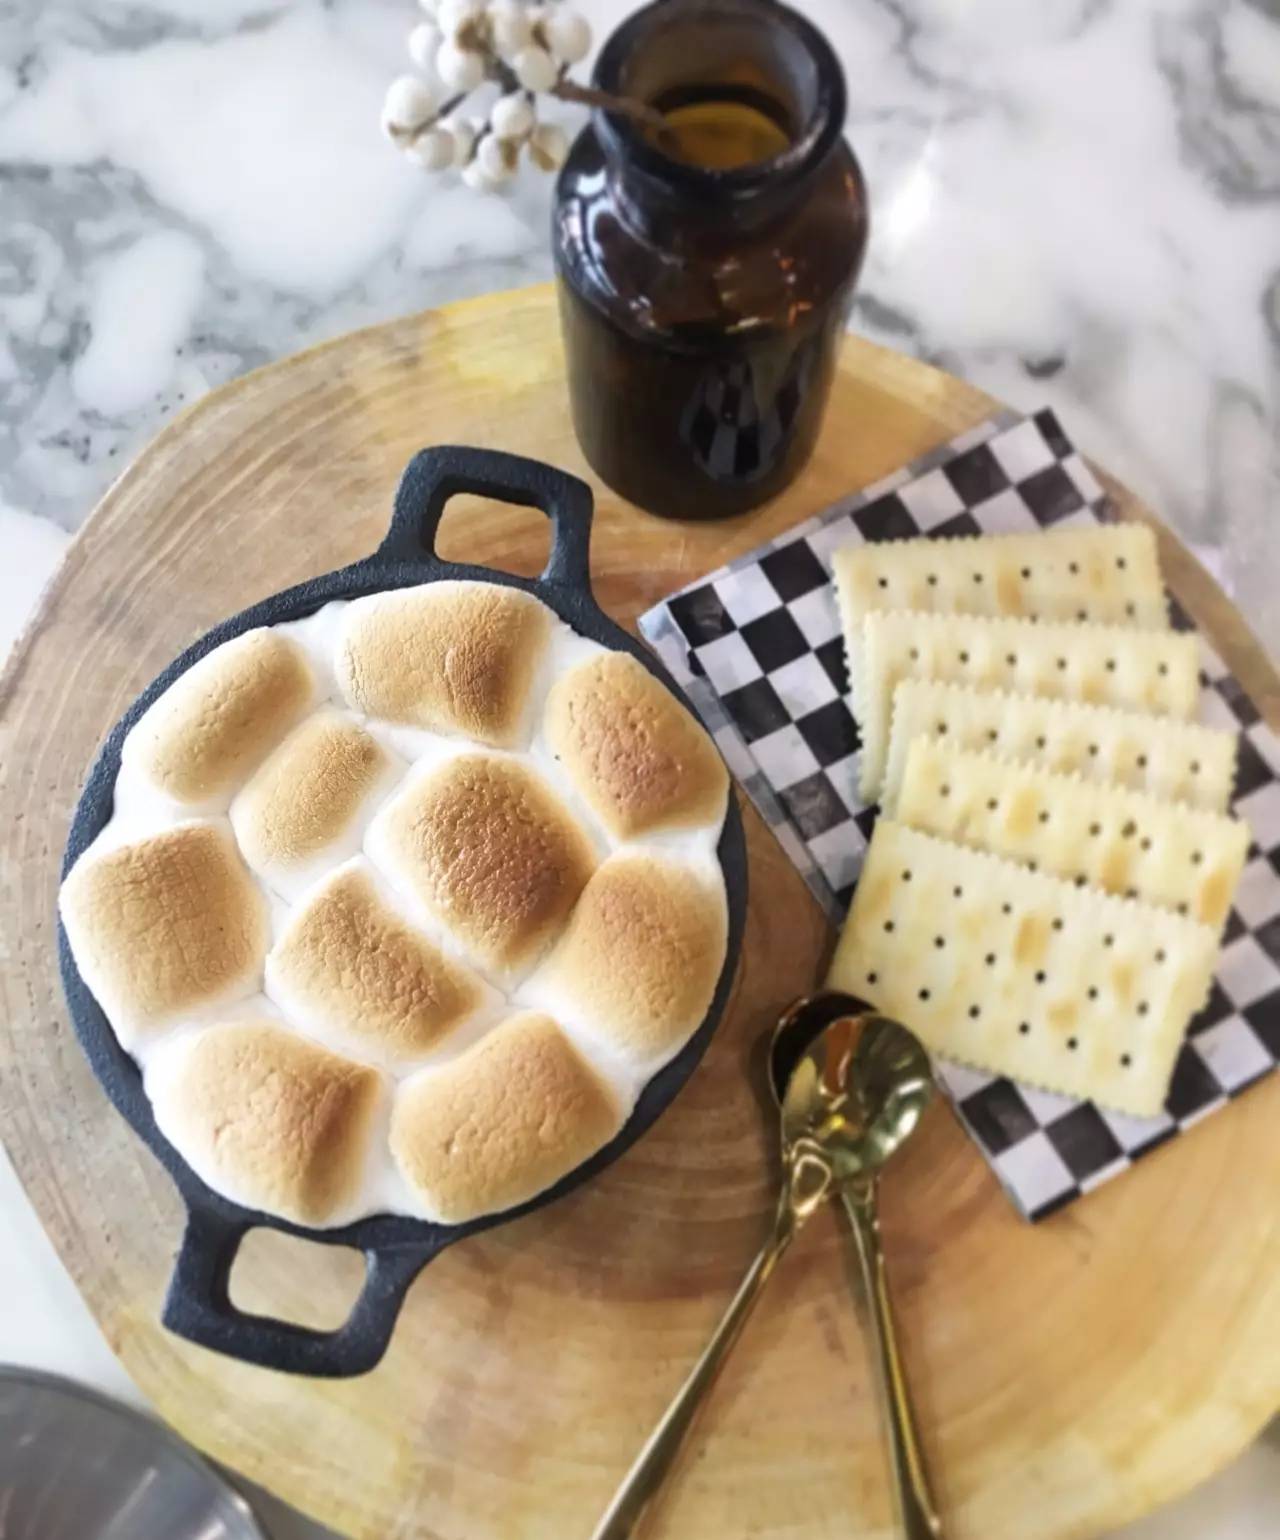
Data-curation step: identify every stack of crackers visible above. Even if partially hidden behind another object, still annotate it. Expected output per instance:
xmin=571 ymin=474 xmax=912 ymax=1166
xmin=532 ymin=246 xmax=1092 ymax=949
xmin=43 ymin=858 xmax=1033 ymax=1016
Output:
xmin=826 ymin=525 xmax=1248 ymax=1118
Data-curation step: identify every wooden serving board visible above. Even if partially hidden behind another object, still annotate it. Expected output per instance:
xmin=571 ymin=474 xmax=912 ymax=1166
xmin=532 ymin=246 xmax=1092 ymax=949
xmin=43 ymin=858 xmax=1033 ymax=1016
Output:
xmin=2 ymin=284 xmax=1278 ymax=1540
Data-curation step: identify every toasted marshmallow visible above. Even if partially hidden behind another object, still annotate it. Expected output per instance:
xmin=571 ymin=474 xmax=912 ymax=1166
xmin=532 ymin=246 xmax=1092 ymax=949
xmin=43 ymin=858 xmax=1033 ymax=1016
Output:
xmin=59 ymin=820 xmax=267 ymax=1049
xmin=543 ymin=652 xmax=728 ymax=840
xmin=148 ymin=1019 xmax=386 ymax=1227
xmin=231 ymin=709 xmax=401 ymax=900
xmin=123 ymin=629 xmax=316 ymax=809
xmin=389 ymin=1012 xmax=621 ymax=1224
xmin=523 ymin=852 xmax=727 ymax=1073
xmin=266 ymin=861 xmax=493 ymax=1070
xmin=367 ymin=752 xmax=596 ymax=981
xmin=336 ymin=580 xmax=551 ymax=748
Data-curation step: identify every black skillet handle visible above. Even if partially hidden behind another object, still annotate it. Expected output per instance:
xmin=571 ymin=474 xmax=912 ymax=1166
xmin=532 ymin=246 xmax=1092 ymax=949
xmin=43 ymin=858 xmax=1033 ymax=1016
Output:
xmin=162 ymin=1210 xmax=436 ymax=1378
xmin=378 ymin=444 xmax=594 ymax=594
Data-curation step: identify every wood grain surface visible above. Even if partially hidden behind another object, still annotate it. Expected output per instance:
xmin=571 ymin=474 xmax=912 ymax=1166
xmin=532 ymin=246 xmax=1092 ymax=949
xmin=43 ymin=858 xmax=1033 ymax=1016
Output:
xmin=1 ymin=283 xmax=1278 ymax=1540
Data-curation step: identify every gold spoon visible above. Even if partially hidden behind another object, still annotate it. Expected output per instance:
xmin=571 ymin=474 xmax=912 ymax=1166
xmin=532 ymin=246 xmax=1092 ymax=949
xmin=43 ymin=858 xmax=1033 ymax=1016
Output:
xmin=771 ymin=992 xmax=942 ymax=1540
xmin=590 ymin=990 xmax=939 ymax=1540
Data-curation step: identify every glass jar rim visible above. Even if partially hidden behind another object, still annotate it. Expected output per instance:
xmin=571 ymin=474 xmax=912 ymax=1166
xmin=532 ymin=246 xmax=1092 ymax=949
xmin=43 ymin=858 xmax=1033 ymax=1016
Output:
xmin=591 ymin=0 xmax=848 ymax=201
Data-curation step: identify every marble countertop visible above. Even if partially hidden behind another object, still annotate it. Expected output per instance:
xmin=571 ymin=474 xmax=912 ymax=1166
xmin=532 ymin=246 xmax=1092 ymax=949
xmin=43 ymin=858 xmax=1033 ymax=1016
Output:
xmin=1 ymin=1 xmax=1277 ymax=1535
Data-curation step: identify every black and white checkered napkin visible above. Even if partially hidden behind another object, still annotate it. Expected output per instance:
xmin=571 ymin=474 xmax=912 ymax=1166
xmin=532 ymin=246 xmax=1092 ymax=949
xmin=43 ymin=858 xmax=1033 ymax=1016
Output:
xmin=639 ymin=408 xmax=1280 ymax=1220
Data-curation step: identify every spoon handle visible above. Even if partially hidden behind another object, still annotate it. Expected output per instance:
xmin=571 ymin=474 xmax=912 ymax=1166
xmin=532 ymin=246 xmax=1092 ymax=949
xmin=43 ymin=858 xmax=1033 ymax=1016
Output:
xmin=841 ymin=1187 xmax=943 ymax=1540
xmin=590 ymin=1202 xmax=796 ymax=1540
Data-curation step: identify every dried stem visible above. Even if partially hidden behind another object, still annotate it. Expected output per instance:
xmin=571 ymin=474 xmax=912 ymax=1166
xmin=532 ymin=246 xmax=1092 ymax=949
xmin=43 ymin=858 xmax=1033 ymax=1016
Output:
xmin=552 ymin=78 xmax=676 ymax=150
xmin=552 ymin=79 xmax=669 ymax=138
xmin=391 ymin=92 xmax=468 ymax=146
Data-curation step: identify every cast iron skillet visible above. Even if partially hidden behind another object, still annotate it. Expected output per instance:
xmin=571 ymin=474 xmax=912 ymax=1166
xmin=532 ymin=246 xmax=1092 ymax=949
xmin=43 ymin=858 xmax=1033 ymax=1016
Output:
xmin=58 ymin=446 xmax=747 ymax=1379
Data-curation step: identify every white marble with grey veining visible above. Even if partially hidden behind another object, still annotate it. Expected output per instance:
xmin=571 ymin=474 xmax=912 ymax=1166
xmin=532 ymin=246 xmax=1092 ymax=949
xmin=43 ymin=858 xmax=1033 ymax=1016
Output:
xmin=1 ymin=1 xmax=1278 ymax=1535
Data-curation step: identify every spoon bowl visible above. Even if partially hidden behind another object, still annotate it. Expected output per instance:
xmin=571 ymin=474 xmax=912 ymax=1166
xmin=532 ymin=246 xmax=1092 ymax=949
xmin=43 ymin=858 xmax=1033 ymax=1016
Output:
xmin=770 ymin=992 xmax=935 ymax=1188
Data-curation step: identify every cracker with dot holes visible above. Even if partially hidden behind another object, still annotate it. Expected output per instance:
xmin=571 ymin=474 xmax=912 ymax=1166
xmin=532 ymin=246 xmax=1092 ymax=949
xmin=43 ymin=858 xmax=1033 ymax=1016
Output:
xmin=855 ymin=613 xmax=1201 ymax=799
xmin=895 ymin=740 xmax=1248 ymax=929
xmin=827 ymin=821 xmax=1218 ymax=1118
xmin=835 ymin=523 xmax=1167 ymax=682
xmin=880 ymin=680 xmax=1237 ymax=817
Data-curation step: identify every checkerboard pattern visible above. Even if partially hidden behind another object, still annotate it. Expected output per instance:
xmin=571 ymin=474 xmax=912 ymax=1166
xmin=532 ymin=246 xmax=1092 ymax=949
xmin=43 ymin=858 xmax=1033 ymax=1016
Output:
xmin=680 ymin=346 xmax=817 ymax=486
xmin=640 ymin=408 xmax=1280 ymax=1220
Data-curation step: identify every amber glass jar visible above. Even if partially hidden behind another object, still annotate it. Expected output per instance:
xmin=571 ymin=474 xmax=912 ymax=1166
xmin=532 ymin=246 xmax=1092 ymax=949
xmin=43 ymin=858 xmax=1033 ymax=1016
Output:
xmin=552 ymin=0 xmax=868 ymax=520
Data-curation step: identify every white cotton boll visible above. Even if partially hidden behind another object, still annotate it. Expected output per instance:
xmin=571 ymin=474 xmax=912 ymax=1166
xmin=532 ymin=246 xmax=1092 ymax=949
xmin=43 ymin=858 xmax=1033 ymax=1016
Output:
xmin=491 ymin=91 xmax=535 ymax=141
xmin=461 ymin=159 xmax=499 ymax=190
xmin=443 ymin=115 xmax=479 ymax=166
xmin=436 ymin=38 xmax=485 ymax=92
xmin=407 ymin=22 xmax=441 ymax=72
xmin=513 ymin=44 xmax=557 ymax=93
xmin=437 ymin=0 xmax=482 ymax=38
xmin=543 ymin=9 xmax=591 ymax=65
xmin=382 ymin=75 xmax=438 ymax=136
xmin=477 ymin=133 xmax=518 ymax=182
xmin=527 ymin=120 xmax=568 ymax=171
xmin=410 ymin=126 xmax=456 ymax=170
xmin=488 ymin=0 xmax=532 ymax=60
